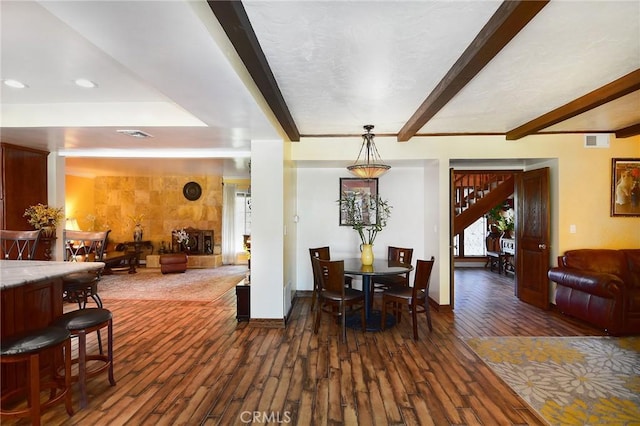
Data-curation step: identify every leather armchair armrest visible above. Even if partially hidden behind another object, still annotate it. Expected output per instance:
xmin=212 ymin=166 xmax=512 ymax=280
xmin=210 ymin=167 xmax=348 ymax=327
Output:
xmin=548 ymin=268 xmax=625 ymax=298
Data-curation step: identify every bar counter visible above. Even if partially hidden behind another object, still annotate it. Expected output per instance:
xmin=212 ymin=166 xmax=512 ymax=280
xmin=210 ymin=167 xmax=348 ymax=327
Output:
xmin=1 ymin=260 xmax=105 ymax=397
xmin=1 ymin=260 xmax=104 ymax=289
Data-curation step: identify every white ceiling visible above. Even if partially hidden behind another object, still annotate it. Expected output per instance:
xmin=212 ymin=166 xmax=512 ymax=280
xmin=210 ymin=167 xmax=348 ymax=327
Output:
xmin=1 ymin=1 xmax=639 ymax=177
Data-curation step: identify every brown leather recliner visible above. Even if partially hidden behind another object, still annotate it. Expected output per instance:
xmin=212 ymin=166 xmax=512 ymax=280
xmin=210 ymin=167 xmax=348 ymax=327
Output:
xmin=160 ymin=253 xmax=188 ymax=274
xmin=548 ymin=249 xmax=640 ymax=336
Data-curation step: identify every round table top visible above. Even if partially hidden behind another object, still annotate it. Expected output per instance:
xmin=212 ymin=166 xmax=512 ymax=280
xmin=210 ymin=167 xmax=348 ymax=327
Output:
xmin=342 ymin=258 xmax=413 ymax=276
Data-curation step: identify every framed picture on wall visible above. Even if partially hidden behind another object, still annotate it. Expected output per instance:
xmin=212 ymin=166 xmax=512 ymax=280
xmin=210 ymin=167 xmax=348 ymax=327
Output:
xmin=339 ymin=178 xmax=378 ymax=226
xmin=611 ymin=158 xmax=640 ymax=217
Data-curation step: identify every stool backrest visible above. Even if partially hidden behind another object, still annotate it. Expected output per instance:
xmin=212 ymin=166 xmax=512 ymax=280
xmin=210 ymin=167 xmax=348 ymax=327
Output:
xmin=63 ymin=230 xmax=110 ymax=262
xmin=0 ymin=229 xmax=42 ymax=260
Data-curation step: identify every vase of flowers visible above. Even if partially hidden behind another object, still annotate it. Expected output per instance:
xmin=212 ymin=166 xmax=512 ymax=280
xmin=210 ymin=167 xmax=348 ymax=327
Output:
xmin=173 ymin=228 xmax=190 ymax=253
xmin=23 ymin=204 xmax=64 ymax=237
xmin=338 ymin=192 xmax=392 ymax=265
xmin=497 ymin=208 xmax=515 ymax=239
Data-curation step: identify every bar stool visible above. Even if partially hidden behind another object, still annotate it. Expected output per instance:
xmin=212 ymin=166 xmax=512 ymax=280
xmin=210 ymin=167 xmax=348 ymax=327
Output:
xmin=0 ymin=326 xmax=74 ymax=425
xmin=52 ymin=308 xmax=116 ymax=409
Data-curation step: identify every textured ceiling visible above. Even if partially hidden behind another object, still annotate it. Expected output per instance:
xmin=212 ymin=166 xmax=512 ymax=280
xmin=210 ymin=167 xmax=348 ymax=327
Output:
xmin=1 ymin=1 xmax=639 ymax=177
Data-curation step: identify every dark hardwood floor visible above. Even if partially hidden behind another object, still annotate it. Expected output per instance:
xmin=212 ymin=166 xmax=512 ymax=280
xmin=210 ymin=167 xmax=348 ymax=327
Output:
xmin=8 ymin=268 xmax=602 ymax=425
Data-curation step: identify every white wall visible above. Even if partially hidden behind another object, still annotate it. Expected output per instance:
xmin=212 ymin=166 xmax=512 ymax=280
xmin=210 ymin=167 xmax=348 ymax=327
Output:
xmin=296 ymin=166 xmax=426 ymax=293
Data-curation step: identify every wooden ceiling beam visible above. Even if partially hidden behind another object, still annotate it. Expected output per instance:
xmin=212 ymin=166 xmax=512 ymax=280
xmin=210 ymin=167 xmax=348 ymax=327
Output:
xmin=397 ymin=0 xmax=548 ymax=142
xmin=507 ymin=69 xmax=640 ymax=140
xmin=615 ymin=122 xmax=640 ymax=139
xmin=207 ymin=1 xmax=300 ymax=142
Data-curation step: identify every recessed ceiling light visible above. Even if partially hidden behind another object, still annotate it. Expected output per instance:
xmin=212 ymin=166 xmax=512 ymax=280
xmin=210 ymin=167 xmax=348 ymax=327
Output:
xmin=117 ymin=129 xmax=153 ymax=139
xmin=74 ymin=78 xmax=97 ymax=88
xmin=3 ymin=79 xmax=27 ymax=89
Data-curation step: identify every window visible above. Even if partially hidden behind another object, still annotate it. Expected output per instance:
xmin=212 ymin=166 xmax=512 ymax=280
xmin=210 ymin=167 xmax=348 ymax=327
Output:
xmin=235 ymin=192 xmax=251 ymax=253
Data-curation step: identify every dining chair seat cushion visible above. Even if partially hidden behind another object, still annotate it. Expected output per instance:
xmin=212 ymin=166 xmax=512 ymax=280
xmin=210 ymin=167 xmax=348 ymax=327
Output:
xmin=321 ymin=288 xmax=364 ymax=303
xmin=1 ymin=326 xmax=70 ymax=356
xmin=52 ymin=308 xmax=112 ymax=331
xmin=372 ymin=274 xmax=407 ymax=287
xmin=383 ymin=286 xmax=426 ymax=302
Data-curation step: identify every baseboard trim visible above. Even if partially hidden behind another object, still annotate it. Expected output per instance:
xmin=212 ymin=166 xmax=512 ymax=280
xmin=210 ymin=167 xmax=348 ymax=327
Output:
xmin=248 ymin=318 xmax=286 ymax=328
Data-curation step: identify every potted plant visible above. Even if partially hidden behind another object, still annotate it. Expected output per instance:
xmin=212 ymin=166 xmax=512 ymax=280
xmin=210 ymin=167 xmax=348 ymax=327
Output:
xmin=338 ymin=192 xmax=392 ymax=265
xmin=23 ymin=203 xmax=64 ymax=237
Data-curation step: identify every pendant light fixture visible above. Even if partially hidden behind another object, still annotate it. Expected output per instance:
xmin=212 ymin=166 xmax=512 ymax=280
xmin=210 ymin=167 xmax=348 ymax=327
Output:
xmin=347 ymin=125 xmax=391 ymax=179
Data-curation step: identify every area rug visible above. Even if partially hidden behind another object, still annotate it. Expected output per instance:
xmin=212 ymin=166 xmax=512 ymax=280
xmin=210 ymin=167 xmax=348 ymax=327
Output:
xmin=97 ymin=265 xmax=248 ymax=302
xmin=464 ymin=336 xmax=640 ymax=425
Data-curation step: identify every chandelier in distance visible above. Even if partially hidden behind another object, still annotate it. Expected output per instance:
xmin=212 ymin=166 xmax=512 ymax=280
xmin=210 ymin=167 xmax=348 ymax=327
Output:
xmin=347 ymin=125 xmax=391 ymax=179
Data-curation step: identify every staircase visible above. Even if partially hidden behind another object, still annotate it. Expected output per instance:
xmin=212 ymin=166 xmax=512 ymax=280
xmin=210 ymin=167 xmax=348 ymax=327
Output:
xmin=453 ymin=172 xmax=514 ymax=235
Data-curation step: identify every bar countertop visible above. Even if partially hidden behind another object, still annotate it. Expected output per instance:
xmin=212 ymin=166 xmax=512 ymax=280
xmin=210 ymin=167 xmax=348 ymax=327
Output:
xmin=0 ymin=260 xmax=105 ymax=289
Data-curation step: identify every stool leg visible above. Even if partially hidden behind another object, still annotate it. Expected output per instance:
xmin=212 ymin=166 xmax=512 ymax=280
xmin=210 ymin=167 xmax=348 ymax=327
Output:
xmin=108 ymin=318 xmax=116 ymax=386
xmin=63 ymin=338 xmax=74 ymax=416
xmin=78 ymin=330 xmax=88 ymax=409
xmin=29 ymin=353 xmax=41 ymax=426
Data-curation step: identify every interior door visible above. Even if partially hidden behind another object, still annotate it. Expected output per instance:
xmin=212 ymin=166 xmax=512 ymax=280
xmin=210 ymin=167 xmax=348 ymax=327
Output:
xmin=516 ymin=167 xmax=551 ymax=309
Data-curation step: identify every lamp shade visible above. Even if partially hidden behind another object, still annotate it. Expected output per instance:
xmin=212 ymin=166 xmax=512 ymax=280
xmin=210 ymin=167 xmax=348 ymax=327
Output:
xmin=65 ymin=218 xmax=81 ymax=231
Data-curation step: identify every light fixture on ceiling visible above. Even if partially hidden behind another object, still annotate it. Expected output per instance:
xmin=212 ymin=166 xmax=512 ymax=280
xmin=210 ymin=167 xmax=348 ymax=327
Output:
xmin=116 ymin=129 xmax=153 ymax=139
xmin=347 ymin=124 xmax=390 ymax=179
xmin=74 ymin=78 xmax=97 ymax=88
xmin=3 ymin=79 xmax=27 ymax=89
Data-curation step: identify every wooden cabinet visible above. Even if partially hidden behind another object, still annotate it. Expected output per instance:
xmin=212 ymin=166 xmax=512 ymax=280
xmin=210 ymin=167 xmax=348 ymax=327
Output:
xmin=1 ymin=143 xmax=50 ymax=259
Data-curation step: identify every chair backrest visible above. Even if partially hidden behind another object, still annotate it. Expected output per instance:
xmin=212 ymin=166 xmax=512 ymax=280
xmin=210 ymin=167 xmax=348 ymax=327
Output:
xmin=309 ymin=247 xmax=331 ymax=291
xmin=64 ymin=230 xmax=110 ymax=262
xmin=309 ymin=246 xmax=331 ymax=261
xmin=413 ymin=257 xmax=435 ymax=296
xmin=389 ymin=246 xmax=414 ymax=282
xmin=388 ymin=246 xmax=413 ymax=265
xmin=0 ymin=229 xmax=41 ymax=260
xmin=316 ymin=258 xmax=345 ymax=295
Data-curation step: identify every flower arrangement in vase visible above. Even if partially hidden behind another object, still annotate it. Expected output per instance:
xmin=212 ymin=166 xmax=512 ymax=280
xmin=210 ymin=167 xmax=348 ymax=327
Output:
xmin=23 ymin=204 xmax=64 ymax=237
xmin=172 ymin=228 xmax=190 ymax=252
xmin=338 ymin=192 xmax=392 ymax=265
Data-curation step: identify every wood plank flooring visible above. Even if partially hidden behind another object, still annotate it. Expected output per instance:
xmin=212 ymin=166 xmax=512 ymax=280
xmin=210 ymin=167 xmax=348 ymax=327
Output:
xmin=8 ymin=268 xmax=602 ymax=425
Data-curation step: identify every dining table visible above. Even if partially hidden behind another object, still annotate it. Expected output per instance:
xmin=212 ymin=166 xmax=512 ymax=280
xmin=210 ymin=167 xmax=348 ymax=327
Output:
xmin=342 ymin=258 xmax=413 ymax=331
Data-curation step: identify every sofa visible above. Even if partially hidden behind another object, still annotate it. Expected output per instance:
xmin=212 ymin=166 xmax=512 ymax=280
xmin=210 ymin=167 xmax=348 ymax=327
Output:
xmin=547 ymin=249 xmax=640 ymax=335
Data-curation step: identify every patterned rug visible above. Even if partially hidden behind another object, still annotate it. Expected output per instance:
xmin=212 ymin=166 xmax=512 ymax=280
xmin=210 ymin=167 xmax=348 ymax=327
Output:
xmin=97 ymin=265 xmax=248 ymax=302
xmin=464 ymin=336 xmax=640 ymax=425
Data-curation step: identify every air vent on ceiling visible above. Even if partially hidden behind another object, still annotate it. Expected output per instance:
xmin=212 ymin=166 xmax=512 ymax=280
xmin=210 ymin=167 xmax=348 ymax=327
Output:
xmin=584 ymin=133 xmax=610 ymax=148
xmin=117 ymin=129 xmax=153 ymax=139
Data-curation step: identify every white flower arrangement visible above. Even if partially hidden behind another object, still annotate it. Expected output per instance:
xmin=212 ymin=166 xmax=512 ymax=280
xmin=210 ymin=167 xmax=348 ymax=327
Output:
xmin=173 ymin=228 xmax=189 ymax=244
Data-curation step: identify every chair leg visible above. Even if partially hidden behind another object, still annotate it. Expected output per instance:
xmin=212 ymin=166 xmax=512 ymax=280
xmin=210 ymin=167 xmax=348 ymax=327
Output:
xmin=425 ymin=301 xmax=433 ymax=332
xmin=313 ymin=300 xmax=321 ymax=334
xmin=63 ymin=338 xmax=74 ymax=415
xmin=78 ymin=330 xmax=88 ymax=409
xmin=107 ymin=318 xmax=116 ymax=386
xmin=412 ymin=303 xmax=419 ymax=340
xmin=311 ymin=288 xmax=317 ymax=311
xmin=341 ymin=303 xmax=346 ymax=343
xmin=29 ymin=353 xmax=41 ymax=426
xmin=381 ymin=298 xmax=387 ymax=331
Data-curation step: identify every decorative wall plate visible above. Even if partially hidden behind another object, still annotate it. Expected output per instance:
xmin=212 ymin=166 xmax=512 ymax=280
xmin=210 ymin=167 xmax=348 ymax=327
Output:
xmin=183 ymin=181 xmax=202 ymax=201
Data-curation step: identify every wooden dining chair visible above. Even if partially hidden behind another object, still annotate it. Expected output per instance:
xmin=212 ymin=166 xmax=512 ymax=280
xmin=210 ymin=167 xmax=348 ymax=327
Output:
xmin=381 ymin=256 xmax=435 ymax=340
xmin=370 ymin=246 xmax=413 ymax=306
xmin=308 ymin=246 xmax=352 ymax=311
xmin=313 ymin=258 xmax=365 ymax=342
xmin=0 ymin=229 xmax=42 ymax=260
